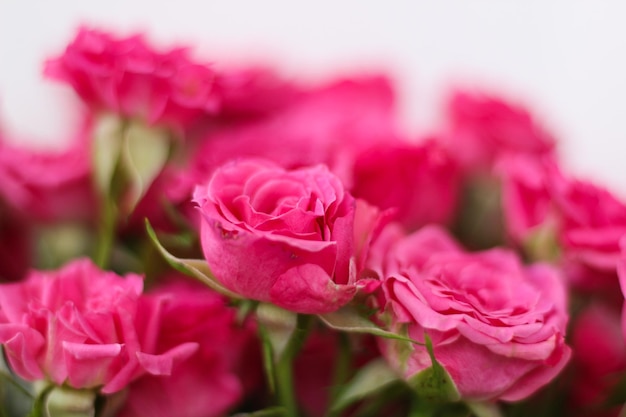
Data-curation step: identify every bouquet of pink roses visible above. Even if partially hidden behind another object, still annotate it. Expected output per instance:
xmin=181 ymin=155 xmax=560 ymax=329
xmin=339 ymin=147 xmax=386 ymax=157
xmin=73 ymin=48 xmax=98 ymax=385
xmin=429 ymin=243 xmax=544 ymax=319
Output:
xmin=1 ymin=27 xmax=625 ymax=417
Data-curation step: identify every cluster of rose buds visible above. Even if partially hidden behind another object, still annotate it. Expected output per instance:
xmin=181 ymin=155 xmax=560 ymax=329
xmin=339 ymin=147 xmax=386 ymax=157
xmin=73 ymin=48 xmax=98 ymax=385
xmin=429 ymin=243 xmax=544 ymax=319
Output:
xmin=1 ymin=26 xmax=625 ymax=417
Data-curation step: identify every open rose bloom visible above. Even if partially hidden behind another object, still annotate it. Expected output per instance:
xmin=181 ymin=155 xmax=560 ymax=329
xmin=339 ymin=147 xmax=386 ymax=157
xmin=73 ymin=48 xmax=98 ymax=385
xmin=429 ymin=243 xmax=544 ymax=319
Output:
xmin=373 ymin=226 xmax=571 ymax=401
xmin=193 ymin=159 xmax=368 ymax=314
xmin=0 ymin=259 xmax=198 ymax=393
xmin=3 ymin=25 xmax=626 ymax=417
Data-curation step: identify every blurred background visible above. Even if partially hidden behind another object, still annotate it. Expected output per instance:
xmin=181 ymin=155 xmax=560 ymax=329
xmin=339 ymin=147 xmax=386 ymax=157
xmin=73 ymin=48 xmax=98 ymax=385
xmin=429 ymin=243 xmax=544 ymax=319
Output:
xmin=1 ymin=0 xmax=624 ymax=194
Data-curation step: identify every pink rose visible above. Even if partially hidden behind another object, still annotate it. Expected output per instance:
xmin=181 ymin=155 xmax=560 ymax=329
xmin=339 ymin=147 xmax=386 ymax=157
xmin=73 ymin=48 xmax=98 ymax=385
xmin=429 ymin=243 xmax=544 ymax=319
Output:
xmin=500 ymin=154 xmax=626 ymax=290
xmin=118 ymin=277 xmax=252 ymax=417
xmin=0 ymin=123 xmax=95 ymax=223
xmin=444 ymin=89 xmax=555 ymax=172
xmin=351 ymin=138 xmax=461 ymax=231
xmin=193 ymin=159 xmax=372 ymax=314
xmin=45 ymin=27 xmax=219 ymax=130
xmin=169 ymin=74 xmax=399 ymax=201
xmin=212 ymin=65 xmax=299 ymax=118
xmin=0 ymin=259 xmax=197 ymax=394
xmin=568 ymin=303 xmax=626 ymax=417
xmin=374 ymin=226 xmax=571 ymax=401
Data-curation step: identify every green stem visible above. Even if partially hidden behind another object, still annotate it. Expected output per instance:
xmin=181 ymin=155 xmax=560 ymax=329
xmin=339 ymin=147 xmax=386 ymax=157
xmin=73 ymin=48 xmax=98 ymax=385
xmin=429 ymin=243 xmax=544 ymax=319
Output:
xmin=95 ymin=196 xmax=117 ymax=269
xmin=275 ymin=354 xmax=297 ymax=417
xmin=325 ymin=332 xmax=351 ymax=417
xmin=274 ymin=314 xmax=313 ymax=417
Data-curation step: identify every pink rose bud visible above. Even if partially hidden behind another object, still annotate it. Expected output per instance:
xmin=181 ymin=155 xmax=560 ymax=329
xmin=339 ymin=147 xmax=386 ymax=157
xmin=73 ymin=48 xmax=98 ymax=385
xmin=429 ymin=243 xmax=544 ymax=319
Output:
xmin=193 ymin=159 xmax=371 ymax=314
xmin=374 ymin=226 xmax=571 ymax=401
xmin=0 ymin=259 xmax=197 ymax=394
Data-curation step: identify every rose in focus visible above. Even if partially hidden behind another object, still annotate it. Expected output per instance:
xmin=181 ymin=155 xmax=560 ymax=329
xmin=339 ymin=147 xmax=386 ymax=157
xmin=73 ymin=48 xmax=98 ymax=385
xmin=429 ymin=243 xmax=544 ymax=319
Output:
xmin=374 ymin=226 xmax=571 ymax=401
xmin=193 ymin=159 xmax=372 ymax=314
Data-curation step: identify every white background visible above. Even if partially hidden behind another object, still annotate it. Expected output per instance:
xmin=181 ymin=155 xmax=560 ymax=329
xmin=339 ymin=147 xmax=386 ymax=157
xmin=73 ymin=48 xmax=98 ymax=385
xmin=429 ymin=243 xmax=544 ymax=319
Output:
xmin=1 ymin=1 xmax=625 ymax=194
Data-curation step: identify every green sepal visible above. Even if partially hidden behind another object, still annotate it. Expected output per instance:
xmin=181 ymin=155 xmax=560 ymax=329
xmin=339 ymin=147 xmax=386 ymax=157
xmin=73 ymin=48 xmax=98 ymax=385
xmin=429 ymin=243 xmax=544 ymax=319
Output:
xmin=330 ymin=358 xmax=399 ymax=413
xmin=256 ymin=304 xmax=298 ymax=363
xmin=407 ymin=334 xmax=460 ymax=403
xmin=145 ymin=219 xmax=241 ymax=299
xmin=318 ymin=306 xmax=422 ymax=345
xmin=44 ymin=386 xmax=97 ymax=417
xmin=92 ymin=114 xmax=124 ymax=196
xmin=120 ymin=120 xmax=170 ymax=213
xmin=465 ymin=401 xmax=504 ymax=417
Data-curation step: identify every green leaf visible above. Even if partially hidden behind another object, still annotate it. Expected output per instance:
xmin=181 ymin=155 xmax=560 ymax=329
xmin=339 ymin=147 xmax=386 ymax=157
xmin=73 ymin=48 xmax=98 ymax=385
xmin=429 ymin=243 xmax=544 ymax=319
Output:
xmin=230 ymin=406 xmax=287 ymax=417
xmin=92 ymin=114 xmax=124 ymax=195
xmin=465 ymin=401 xmax=504 ymax=417
xmin=121 ymin=120 xmax=171 ymax=213
xmin=407 ymin=334 xmax=460 ymax=403
xmin=330 ymin=359 xmax=399 ymax=413
xmin=318 ymin=306 xmax=422 ymax=345
xmin=256 ymin=304 xmax=298 ymax=362
xmin=145 ymin=220 xmax=242 ymax=299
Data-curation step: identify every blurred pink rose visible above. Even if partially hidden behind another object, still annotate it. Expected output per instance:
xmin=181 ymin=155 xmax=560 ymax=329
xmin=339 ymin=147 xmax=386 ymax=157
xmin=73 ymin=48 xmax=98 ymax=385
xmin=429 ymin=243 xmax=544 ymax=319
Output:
xmin=119 ymin=277 xmax=253 ymax=417
xmin=500 ymin=154 xmax=626 ymax=290
xmin=351 ymin=139 xmax=461 ymax=231
xmin=374 ymin=226 xmax=571 ymax=401
xmin=193 ymin=159 xmax=377 ymax=314
xmin=569 ymin=303 xmax=626 ymax=417
xmin=0 ymin=259 xmax=197 ymax=394
xmin=444 ymin=89 xmax=555 ymax=172
xmin=45 ymin=27 xmax=220 ymax=130
xmin=0 ymin=203 xmax=31 ymax=281
xmin=169 ymin=74 xmax=399 ymax=201
xmin=0 ymin=124 xmax=95 ymax=223
xmin=212 ymin=65 xmax=299 ymax=118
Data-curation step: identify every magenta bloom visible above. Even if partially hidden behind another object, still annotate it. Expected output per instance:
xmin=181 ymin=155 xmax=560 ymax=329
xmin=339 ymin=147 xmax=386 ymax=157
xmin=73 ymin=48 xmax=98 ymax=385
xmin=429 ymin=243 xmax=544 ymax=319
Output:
xmin=500 ymin=154 xmax=626 ymax=290
xmin=569 ymin=303 xmax=626 ymax=417
xmin=0 ymin=259 xmax=197 ymax=394
xmin=194 ymin=159 xmax=374 ymax=314
xmin=445 ymin=89 xmax=555 ymax=171
xmin=45 ymin=27 xmax=219 ymax=130
xmin=118 ymin=278 xmax=251 ymax=417
xmin=212 ymin=65 xmax=299 ymax=118
xmin=0 ymin=124 xmax=94 ymax=223
xmin=374 ymin=226 xmax=571 ymax=401
xmin=351 ymin=139 xmax=461 ymax=231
